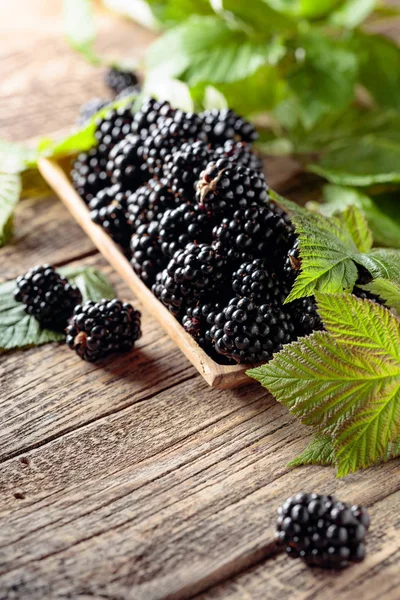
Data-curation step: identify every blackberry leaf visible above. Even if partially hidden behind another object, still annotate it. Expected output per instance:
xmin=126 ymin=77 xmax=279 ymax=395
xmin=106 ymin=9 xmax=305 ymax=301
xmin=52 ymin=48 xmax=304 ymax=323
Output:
xmin=355 ymin=249 xmax=400 ymax=283
xmin=0 ymin=172 xmax=21 ymax=247
xmin=338 ymin=205 xmax=373 ymax=253
xmin=361 ymin=279 xmax=400 ymax=313
xmin=60 ymin=267 xmax=116 ymax=302
xmin=287 ymin=434 xmax=334 ymax=468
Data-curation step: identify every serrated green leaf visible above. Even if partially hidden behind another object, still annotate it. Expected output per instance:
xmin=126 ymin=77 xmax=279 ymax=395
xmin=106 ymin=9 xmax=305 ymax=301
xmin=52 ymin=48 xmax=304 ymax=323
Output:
xmin=361 ymin=279 xmax=400 ymax=313
xmin=355 ymin=249 xmax=400 ymax=283
xmin=329 ymin=0 xmax=376 ymax=28
xmin=288 ymin=434 xmax=334 ymax=467
xmin=60 ymin=266 xmax=115 ymax=302
xmin=63 ymin=0 xmax=101 ymax=66
xmin=337 ymin=205 xmax=373 ymax=254
xmin=0 ymin=172 xmax=22 ymax=247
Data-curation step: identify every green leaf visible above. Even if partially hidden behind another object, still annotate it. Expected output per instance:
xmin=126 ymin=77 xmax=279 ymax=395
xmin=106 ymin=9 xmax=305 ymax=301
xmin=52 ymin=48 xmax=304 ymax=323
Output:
xmin=329 ymin=0 xmax=376 ymax=28
xmin=355 ymin=249 xmax=400 ymax=283
xmin=63 ymin=0 xmax=101 ymax=66
xmin=0 ymin=139 xmax=38 ymax=173
xmin=219 ymin=0 xmax=296 ymax=32
xmin=337 ymin=205 xmax=372 ymax=254
xmin=266 ymin=0 xmax=342 ymax=19
xmin=311 ymin=185 xmax=400 ymax=249
xmin=0 ymin=172 xmax=22 ymax=247
xmin=143 ymin=76 xmax=194 ymax=111
xmin=288 ymin=434 xmax=334 ymax=467
xmin=361 ymin=279 xmax=400 ymax=313
xmin=60 ymin=266 xmax=115 ymax=302
xmin=203 ymin=86 xmax=228 ymax=110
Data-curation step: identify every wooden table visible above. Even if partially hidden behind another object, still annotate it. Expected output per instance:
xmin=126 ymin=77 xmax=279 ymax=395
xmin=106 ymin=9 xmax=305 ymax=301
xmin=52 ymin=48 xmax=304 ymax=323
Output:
xmin=1 ymin=3 xmax=399 ymax=598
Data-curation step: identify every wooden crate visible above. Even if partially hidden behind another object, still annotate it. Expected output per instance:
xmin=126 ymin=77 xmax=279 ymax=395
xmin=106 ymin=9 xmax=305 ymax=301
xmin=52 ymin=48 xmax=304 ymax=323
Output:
xmin=39 ymin=158 xmax=253 ymax=389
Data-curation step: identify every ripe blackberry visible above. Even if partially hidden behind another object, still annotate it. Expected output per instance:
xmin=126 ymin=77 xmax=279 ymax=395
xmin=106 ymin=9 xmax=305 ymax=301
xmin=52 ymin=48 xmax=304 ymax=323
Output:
xmin=104 ymin=67 xmax=139 ymax=96
xmin=126 ymin=179 xmax=181 ymax=230
xmin=107 ymin=134 xmax=149 ymax=188
xmin=77 ymin=98 xmax=110 ymax=125
xmin=162 ymin=141 xmax=213 ymax=196
xmin=276 ymin=492 xmax=370 ymax=569
xmin=288 ymin=297 xmax=323 ymax=337
xmin=71 ymin=149 xmax=110 ymax=204
xmin=196 ymin=159 xmax=268 ymax=215
xmin=283 ymin=238 xmax=301 ymax=285
xmin=143 ymin=111 xmax=206 ymax=176
xmin=210 ymin=297 xmax=295 ymax=364
xmin=159 ymin=203 xmax=213 ymax=258
xmin=130 ymin=222 xmax=166 ymax=285
xmin=232 ymin=259 xmax=291 ymax=304
xmin=14 ymin=265 xmax=82 ymax=331
xmin=213 ymin=204 xmax=294 ymax=264
xmin=166 ymin=243 xmax=227 ymax=300
xmin=199 ymin=108 xmax=257 ymax=145
xmin=152 ymin=269 xmax=185 ymax=317
xmin=94 ymin=105 xmax=134 ymax=155
xmin=214 ymin=140 xmax=263 ymax=172
xmin=131 ymin=97 xmax=174 ymax=136
xmin=352 ymin=286 xmax=386 ymax=305
xmin=182 ymin=302 xmax=221 ymax=345
xmin=66 ymin=299 xmax=141 ymax=362
xmin=89 ymin=184 xmax=132 ymax=249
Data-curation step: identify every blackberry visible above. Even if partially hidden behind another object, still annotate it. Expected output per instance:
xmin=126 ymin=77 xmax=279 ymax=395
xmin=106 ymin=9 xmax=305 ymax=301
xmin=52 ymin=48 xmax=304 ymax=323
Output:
xmin=162 ymin=141 xmax=213 ymax=196
xmin=213 ymin=204 xmax=294 ymax=264
xmin=232 ymin=259 xmax=291 ymax=304
xmin=89 ymin=184 xmax=132 ymax=249
xmin=130 ymin=222 xmax=166 ymax=285
xmin=287 ymin=297 xmax=323 ymax=337
xmin=196 ymin=159 xmax=268 ymax=215
xmin=77 ymin=98 xmax=110 ymax=125
xmin=143 ymin=111 xmax=206 ymax=176
xmin=94 ymin=105 xmax=134 ymax=155
xmin=214 ymin=140 xmax=263 ymax=172
xmin=159 ymin=203 xmax=213 ymax=258
xmin=14 ymin=265 xmax=82 ymax=331
xmin=166 ymin=243 xmax=227 ymax=300
xmin=131 ymin=97 xmax=174 ymax=136
xmin=66 ymin=299 xmax=141 ymax=362
xmin=71 ymin=149 xmax=110 ymax=204
xmin=353 ymin=286 xmax=386 ymax=306
xmin=199 ymin=108 xmax=257 ymax=145
xmin=104 ymin=67 xmax=139 ymax=96
xmin=126 ymin=179 xmax=181 ymax=230
xmin=283 ymin=238 xmax=301 ymax=285
xmin=107 ymin=134 xmax=149 ymax=188
xmin=276 ymin=492 xmax=370 ymax=569
xmin=152 ymin=269 xmax=185 ymax=317
xmin=182 ymin=302 xmax=221 ymax=345
xmin=210 ymin=297 xmax=295 ymax=364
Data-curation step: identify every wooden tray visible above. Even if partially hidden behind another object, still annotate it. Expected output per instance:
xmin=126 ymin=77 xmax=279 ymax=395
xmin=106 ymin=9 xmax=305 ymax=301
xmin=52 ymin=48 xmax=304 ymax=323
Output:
xmin=38 ymin=158 xmax=252 ymax=389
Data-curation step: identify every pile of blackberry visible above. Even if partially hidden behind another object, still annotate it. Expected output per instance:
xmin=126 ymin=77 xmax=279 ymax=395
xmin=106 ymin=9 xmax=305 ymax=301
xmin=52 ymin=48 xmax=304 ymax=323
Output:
xmin=71 ymin=97 xmax=380 ymax=365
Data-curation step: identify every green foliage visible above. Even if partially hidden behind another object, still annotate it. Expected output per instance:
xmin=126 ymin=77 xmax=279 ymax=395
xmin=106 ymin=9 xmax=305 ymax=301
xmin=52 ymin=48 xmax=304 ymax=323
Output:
xmin=287 ymin=434 xmax=334 ymax=467
xmin=0 ymin=173 xmax=21 ymax=247
xmin=361 ymin=279 xmax=400 ymax=313
xmin=248 ymin=292 xmax=400 ymax=476
xmin=0 ymin=268 xmax=115 ymax=351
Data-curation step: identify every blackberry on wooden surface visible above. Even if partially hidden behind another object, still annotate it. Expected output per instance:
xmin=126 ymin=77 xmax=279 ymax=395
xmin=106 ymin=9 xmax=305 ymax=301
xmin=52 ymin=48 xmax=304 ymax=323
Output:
xmin=77 ymin=98 xmax=110 ymax=126
xmin=94 ymin=105 xmax=134 ymax=155
xmin=71 ymin=149 xmax=110 ymax=205
xmin=89 ymin=184 xmax=132 ymax=249
xmin=104 ymin=67 xmax=139 ymax=96
xmin=14 ymin=265 xmax=82 ymax=331
xmin=107 ymin=134 xmax=149 ymax=188
xmin=130 ymin=222 xmax=166 ymax=285
xmin=159 ymin=203 xmax=213 ymax=258
xmin=162 ymin=141 xmax=213 ymax=196
xmin=214 ymin=140 xmax=263 ymax=172
xmin=67 ymin=299 xmax=141 ymax=362
xmin=196 ymin=159 xmax=268 ymax=215
xmin=199 ymin=108 xmax=257 ymax=145
xmin=276 ymin=493 xmax=370 ymax=569
xmin=232 ymin=259 xmax=291 ymax=304
xmin=126 ymin=179 xmax=181 ymax=230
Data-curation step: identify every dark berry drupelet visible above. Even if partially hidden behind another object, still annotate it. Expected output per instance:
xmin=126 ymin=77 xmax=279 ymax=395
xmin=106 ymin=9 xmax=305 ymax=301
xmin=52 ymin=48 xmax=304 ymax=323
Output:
xmin=214 ymin=140 xmax=263 ymax=172
xmin=104 ymin=67 xmax=139 ymax=96
xmin=126 ymin=179 xmax=181 ymax=230
xmin=77 ymin=98 xmax=110 ymax=126
xmin=276 ymin=492 xmax=370 ymax=569
xmin=162 ymin=141 xmax=213 ymax=196
xmin=107 ymin=134 xmax=149 ymax=188
xmin=94 ymin=105 xmax=134 ymax=155
xmin=71 ymin=149 xmax=110 ymax=204
xmin=130 ymin=222 xmax=166 ymax=286
xmin=199 ymin=108 xmax=257 ymax=145
xmin=66 ymin=299 xmax=141 ymax=362
xmin=182 ymin=302 xmax=222 ymax=345
xmin=159 ymin=203 xmax=214 ymax=258
xmin=232 ymin=259 xmax=291 ymax=304
xmin=152 ymin=269 xmax=185 ymax=317
xmin=196 ymin=159 xmax=268 ymax=215
xmin=14 ymin=265 xmax=82 ymax=331
xmin=89 ymin=184 xmax=132 ymax=249
xmin=131 ymin=97 xmax=174 ymax=136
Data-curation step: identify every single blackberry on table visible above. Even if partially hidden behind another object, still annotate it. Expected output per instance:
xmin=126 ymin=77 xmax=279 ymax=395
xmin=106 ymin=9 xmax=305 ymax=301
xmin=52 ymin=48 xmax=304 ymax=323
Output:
xmin=66 ymin=299 xmax=141 ymax=362
xmin=196 ymin=159 xmax=268 ymax=215
xmin=159 ymin=203 xmax=213 ymax=258
xmin=89 ymin=184 xmax=132 ymax=249
xmin=143 ymin=111 xmax=206 ymax=176
xmin=287 ymin=296 xmax=323 ymax=338
xmin=162 ymin=141 xmax=213 ymax=196
xmin=94 ymin=105 xmax=134 ymax=155
xmin=77 ymin=98 xmax=110 ymax=125
xmin=214 ymin=140 xmax=263 ymax=172
xmin=71 ymin=149 xmax=110 ymax=204
xmin=131 ymin=97 xmax=174 ymax=136
xmin=166 ymin=243 xmax=227 ymax=300
xmin=104 ymin=67 xmax=139 ymax=96
xmin=152 ymin=269 xmax=185 ymax=317
xmin=130 ymin=222 xmax=166 ymax=286
xmin=276 ymin=492 xmax=370 ymax=569
xmin=107 ymin=134 xmax=149 ymax=188
xmin=232 ymin=259 xmax=291 ymax=304
xmin=199 ymin=108 xmax=257 ymax=145
xmin=14 ymin=265 xmax=82 ymax=331
xmin=126 ymin=179 xmax=181 ymax=230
